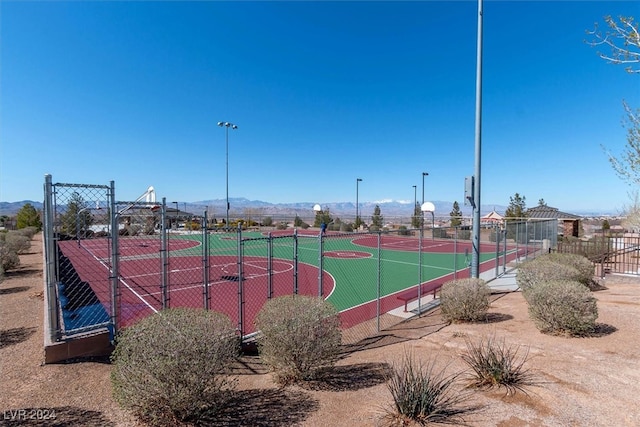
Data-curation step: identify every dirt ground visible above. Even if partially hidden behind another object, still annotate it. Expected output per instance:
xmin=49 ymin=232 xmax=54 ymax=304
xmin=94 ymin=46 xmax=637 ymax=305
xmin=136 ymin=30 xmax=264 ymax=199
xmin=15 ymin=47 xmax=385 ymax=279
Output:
xmin=1 ymin=234 xmax=640 ymax=426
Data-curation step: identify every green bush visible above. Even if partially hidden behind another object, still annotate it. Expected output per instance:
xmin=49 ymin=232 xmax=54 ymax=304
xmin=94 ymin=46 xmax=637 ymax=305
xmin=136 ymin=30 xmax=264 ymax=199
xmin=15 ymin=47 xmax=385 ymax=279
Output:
xmin=461 ymin=335 xmax=535 ymax=395
xmin=254 ymin=295 xmax=341 ymax=385
xmin=385 ymin=351 xmax=478 ymax=426
xmin=526 ymin=280 xmax=598 ymax=336
xmin=262 ymin=216 xmax=273 ymax=227
xmin=439 ymin=278 xmax=490 ymax=323
xmin=516 ymin=258 xmax=582 ymax=298
xmin=111 ymin=308 xmax=239 ymax=426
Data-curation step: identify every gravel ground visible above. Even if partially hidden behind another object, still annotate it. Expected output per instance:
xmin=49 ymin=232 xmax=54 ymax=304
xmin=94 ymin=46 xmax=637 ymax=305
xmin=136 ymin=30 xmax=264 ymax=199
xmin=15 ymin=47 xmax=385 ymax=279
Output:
xmin=1 ymin=234 xmax=639 ymax=426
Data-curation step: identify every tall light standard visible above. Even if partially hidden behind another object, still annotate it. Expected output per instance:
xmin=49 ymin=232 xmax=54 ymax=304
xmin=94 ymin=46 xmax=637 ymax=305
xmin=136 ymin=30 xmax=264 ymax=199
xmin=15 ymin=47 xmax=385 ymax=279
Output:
xmin=412 ymin=185 xmax=417 ymax=227
xmin=421 ymin=172 xmax=429 ymax=205
xmin=217 ymin=121 xmax=238 ymax=228
xmin=356 ymin=178 xmax=362 ymax=229
xmin=173 ymin=201 xmax=179 ymax=229
xmin=422 ymin=172 xmax=429 ymax=229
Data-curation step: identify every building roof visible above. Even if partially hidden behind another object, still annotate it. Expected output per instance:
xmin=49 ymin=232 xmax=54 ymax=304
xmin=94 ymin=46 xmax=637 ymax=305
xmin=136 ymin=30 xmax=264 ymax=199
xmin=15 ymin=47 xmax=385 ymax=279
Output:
xmin=526 ymin=205 xmax=582 ymax=220
xmin=481 ymin=210 xmax=504 ymax=222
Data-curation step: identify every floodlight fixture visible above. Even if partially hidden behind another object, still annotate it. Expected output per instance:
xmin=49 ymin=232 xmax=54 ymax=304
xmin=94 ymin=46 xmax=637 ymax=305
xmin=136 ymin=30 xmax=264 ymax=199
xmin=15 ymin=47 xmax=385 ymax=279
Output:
xmin=217 ymin=120 xmax=238 ymax=227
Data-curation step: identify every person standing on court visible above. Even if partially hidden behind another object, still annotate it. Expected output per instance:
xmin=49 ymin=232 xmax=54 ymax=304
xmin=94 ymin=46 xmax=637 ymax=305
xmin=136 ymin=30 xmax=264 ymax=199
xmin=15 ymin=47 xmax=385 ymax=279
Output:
xmin=321 ymin=222 xmax=327 ymax=235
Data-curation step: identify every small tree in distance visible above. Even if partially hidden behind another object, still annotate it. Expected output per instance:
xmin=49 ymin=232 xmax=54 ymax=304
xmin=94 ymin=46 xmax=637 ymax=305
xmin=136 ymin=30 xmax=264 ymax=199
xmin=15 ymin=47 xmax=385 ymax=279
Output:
xmin=16 ymin=203 xmax=42 ymax=231
xmin=450 ymin=201 xmax=463 ymax=227
xmin=370 ymin=205 xmax=383 ymax=229
xmin=411 ymin=203 xmax=421 ymax=228
xmin=505 ymin=193 xmax=527 ymax=219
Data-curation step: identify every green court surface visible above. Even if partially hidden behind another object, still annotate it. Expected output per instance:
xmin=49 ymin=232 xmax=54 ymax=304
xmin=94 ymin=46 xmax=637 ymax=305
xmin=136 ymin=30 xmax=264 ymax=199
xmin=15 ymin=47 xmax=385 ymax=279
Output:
xmin=168 ymin=231 xmax=499 ymax=312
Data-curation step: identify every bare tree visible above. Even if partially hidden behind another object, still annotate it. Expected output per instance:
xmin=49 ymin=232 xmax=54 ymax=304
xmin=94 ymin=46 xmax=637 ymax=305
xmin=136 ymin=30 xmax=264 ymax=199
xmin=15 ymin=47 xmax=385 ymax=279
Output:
xmin=604 ymin=101 xmax=640 ymax=185
xmin=589 ymin=16 xmax=640 ymax=229
xmin=587 ymin=16 xmax=639 ymax=74
xmin=622 ymin=190 xmax=640 ymax=233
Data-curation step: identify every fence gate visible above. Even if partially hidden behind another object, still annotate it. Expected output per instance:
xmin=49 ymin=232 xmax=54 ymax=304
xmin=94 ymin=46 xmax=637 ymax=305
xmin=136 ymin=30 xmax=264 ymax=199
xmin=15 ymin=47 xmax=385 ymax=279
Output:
xmin=43 ymin=175 xmax=114 ymax=342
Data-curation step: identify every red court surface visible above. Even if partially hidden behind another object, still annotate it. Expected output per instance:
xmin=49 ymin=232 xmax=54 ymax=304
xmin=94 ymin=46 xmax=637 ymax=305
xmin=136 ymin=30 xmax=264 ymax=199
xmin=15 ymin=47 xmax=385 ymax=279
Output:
xmin=58 ymin=239 xmax=334 ymax=334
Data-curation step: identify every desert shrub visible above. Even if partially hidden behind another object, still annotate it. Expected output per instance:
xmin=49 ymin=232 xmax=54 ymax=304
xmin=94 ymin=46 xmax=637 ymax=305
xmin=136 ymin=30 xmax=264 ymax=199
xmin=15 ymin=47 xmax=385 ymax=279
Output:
xmin=3 ymin=232 xmax=31 ymax=254
xmin=432 ymin=228 xmax=449 ymax=239
xmin=110 ymin=308 xmax=239 ymax=426
xmin=254 ymin=295 xmax=341 ymax=385
xmin=440 ymin=278 xmax=490 ymax=323
xmin=15 ymin=226 xmax=38 ymax=239
xmin=516 ymin=258 xmax=582 ymax=298
xmin=461 ymin=335 xmax=535 ymax=395
xmin=457 ymin=230 xmax=472 ymax=240
xmin=275 ymin=221 xmax=288 ymax=230
xmin=543 ymin=253 xmax=595 ymax=286
xmin=526 ymin=280 xmax=598 ymax=336
xmin=385 ymin=351 xmax=478 ymax=426
xmin=340 ymin=222 xmax=353 ymax=232
xmin=398 ymin=226 xmax=410 ymax=236
xmin=262 ymin=216 xmax=273 ymax=227
xmin=0 ymin=241 xmax=20 ymax=272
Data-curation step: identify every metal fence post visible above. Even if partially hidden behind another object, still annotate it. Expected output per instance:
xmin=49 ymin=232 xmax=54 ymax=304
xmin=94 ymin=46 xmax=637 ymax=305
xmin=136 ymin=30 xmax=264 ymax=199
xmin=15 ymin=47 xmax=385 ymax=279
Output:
xmin=43 ymin=174 xmax=60 ymax=342
xmin=418 ymin=226 xmax=423 ymax=314
xmin=495 ymin=223 xmax=500 ymax=277
xmin=237 ymin=224 xmax=244 ymax=339
xmin=267 ymin=232 xmax=273 ymax=299
xmin=109 ymin=180 xmax=120 ymax=336
xmin=502 ymin=227 xmax=507 ymax=273
xmin=453 ymin=227 xmax=458 ymax=280
xmin=376 ymin=231 xmax=381 ymax=333
xmin=202 ymin=211 xmax=210 ymax=310
xmin=318 ymin=230 xmax=324 ymax=297
xmin=161 ymin=198 xmax=169 ymax=309
xmin=293 ymin=228 xmax=299 ymax=295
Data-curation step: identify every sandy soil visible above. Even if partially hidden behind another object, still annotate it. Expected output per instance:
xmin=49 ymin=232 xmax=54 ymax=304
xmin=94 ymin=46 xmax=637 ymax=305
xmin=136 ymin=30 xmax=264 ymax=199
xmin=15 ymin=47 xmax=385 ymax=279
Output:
xmin=1 ymin=234 xmax=639 ymax=426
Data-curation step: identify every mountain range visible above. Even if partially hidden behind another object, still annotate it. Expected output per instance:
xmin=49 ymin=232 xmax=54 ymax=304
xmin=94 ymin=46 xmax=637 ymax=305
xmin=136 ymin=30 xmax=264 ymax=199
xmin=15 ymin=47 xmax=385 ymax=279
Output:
xmin=1 ymin=198 xmax=500 ymax=218
xmin=1 ymin=198 xmax=612 ymax=219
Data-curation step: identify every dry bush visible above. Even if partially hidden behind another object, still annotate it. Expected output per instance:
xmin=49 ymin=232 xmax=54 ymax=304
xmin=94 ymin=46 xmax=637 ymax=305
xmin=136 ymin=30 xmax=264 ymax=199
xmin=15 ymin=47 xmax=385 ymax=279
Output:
xmin=517 ymin=258 xmax=582 ymax=298
xmin=526 ymin=280 xmax=598 ymax=336
xmin=544 ymin=252 xmax=596 ymax=287
xmin=255 ymin=295 xmax=341 ymax=385
xmin=2 ymin=232 xmax=31 ymax=254
xmin=439 ymin=278 xmax=490 ymax=323
xmin=0 ymin=241 xmax=20 ymax=272
xmin=111 ymin=308 xmax=239 ymax=426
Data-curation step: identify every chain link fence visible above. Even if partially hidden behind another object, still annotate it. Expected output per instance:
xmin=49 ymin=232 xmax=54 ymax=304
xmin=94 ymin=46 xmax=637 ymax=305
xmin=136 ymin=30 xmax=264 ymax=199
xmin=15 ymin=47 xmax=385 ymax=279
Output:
xmin=44 ymin=176 xmax=555 ymax=346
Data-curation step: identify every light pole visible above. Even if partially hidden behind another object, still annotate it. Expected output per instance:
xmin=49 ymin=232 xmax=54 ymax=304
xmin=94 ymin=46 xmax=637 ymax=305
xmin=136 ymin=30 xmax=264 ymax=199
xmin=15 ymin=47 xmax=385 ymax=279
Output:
xmin=422 ymin=172 xmax=429 ymax=229
xmin=412 ymin=185 xmax=417 ymax=227
xmin=421 ymin=172 xmax=429 ymax=205
xmin=217 ymin=121 xmax=238 ymax=228
xmin=76 ymin=206 xmax=90 ymax=247
xmin=356 ymin=178 xmax=362 ymax=229
xmin=173 ymin=201 xmax=179 ymax=229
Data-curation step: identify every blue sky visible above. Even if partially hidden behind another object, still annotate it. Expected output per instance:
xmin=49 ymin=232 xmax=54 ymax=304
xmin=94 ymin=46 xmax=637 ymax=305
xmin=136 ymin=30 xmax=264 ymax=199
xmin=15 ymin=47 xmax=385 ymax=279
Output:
xmin=1 ymin=1 xmax=639 ymax=214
